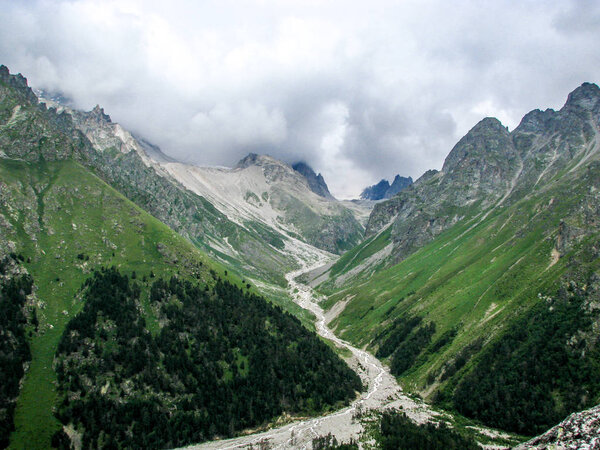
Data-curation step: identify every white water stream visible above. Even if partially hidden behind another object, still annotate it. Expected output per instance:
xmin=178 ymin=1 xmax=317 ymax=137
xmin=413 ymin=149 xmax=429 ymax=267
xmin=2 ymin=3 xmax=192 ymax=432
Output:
xmin=187 ymin=257 xmax=434 ymax=449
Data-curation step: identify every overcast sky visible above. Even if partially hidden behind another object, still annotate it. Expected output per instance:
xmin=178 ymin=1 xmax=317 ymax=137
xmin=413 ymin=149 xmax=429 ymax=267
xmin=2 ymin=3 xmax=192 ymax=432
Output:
xmin=1 ymin=0 xmax=599 ymax=198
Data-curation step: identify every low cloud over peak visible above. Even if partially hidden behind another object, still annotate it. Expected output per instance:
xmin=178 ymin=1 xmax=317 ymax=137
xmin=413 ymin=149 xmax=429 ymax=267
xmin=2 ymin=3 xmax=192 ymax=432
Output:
xmin=1 ymin=0 xmax=599 ymax=198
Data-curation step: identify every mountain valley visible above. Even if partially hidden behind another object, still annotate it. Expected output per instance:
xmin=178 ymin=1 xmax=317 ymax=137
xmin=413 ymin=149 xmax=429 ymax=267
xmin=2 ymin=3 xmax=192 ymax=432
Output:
xmin=0 ymin=67 xmax=362 ymax=449
xmin=308 ymin=82 xmax=600 ymax=438
xmin=2 ymin=63 xmax=600 ymax=450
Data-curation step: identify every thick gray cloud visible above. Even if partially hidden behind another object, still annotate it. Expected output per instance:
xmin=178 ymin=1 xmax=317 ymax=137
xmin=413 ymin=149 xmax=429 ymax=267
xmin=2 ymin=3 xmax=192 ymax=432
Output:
xmin=1 ymin=0 xmax=599 ymax=198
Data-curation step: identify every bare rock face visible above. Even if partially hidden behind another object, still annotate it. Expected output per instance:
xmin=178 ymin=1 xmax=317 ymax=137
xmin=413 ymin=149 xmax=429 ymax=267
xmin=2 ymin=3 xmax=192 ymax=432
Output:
xmin=516 ymin=404 xmax=600 ymax=449
xmin=386 ymin=175 xmax=413 ymax=198
xmin=365 ymin=116 xmax=520 ymax=261
xmin=360 ymin=179 xmax=391 ymax=200
xmin=0 ymin=66 xmax=93 ymax=162
xmin=0 ymin=65 xmax=38 ymax=104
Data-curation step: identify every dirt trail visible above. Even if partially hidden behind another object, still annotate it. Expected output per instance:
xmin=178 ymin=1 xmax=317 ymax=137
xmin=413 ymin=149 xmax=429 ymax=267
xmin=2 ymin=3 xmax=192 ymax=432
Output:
xmin=186 ymin=258 xmax=434 ymax=449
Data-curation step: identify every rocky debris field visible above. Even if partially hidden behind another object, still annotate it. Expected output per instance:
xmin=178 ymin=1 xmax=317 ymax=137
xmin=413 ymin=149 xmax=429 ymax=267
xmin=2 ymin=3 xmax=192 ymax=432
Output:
xmin=516 ymin=404 xmax=600 ymax=450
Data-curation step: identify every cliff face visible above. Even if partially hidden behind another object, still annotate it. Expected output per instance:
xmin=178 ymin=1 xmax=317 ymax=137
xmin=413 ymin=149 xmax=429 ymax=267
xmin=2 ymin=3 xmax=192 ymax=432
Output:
xmin=386 ymin=175 xmax=413 ymax=197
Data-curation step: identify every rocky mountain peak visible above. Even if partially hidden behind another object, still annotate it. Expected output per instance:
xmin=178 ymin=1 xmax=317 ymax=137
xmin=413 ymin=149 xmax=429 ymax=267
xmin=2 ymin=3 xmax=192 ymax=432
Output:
xmin=234 ymin=153 xmax=276 ymax=169
xmin=0 ymin=65 xmax=38 ymax=104
xmin=360 ymin=179 xmax=390 ymax=200
xmin=514 ymin=108 xmax=556 ymax=134
xmin=563 ymin=82 xmax=600 ymax=111
xmin=441 ymin=116 xmax=512 ymax=174
xmin=360 ymin=175 xmax=413 ymax=200
xmin=472 ymin=116 xmax=508 ymax=133
xmin=89 ymin=104 xmax=111 ymax=123
xmin=292 ymin=162 xmax=335 ymax=200
xmin=234 ymin=153 xmax=301 ymax=186
xmin=387 ymin=175 xmax=413 ymax=197
xmin=417 ymin=169 xmax=439 ymax=183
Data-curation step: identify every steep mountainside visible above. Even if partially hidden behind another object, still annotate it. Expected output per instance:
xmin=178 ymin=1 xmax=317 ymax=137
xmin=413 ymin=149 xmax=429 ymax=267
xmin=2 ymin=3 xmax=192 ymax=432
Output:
xmin=387 ymin=175 xmax=414 ymax=197
xmin=65 ymin=103 xmax=177 ymax=166
xmin=360 ymin=175 xmax=413 ymax=200
xmin=1 ymin=66 xmax=300 ymax=286
xmin=0 ymin=157 xmax=222 ymax=448
xmin=319 ymin=83 xmax=600 ymax=288
xmin=52 ymin=269 xmax=360 ymax=449
xmin=163 ymin=153 xmax=364 ymax=255
xmin=35 ymin=87 xmax=365 ymax=284
xmin=313 ymin=82 xmax=600 ymax=436
xmin=292 ymin=161 xmax=335 ymax=200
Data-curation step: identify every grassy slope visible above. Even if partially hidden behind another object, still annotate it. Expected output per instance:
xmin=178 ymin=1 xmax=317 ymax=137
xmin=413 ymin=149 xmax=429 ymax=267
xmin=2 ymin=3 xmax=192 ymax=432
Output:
xmin=328 ymin=226 xmax=392 ymax=279
xmin=321 ymin=159 xmax=600 ymax=396
xmin=0 ymin=159 xmax=234 ymax=449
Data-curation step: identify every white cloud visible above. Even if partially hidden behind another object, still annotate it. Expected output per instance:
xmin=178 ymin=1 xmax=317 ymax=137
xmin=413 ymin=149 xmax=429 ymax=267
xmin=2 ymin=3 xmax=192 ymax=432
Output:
xmin=1 ymin=0 xmax=599 ymax=198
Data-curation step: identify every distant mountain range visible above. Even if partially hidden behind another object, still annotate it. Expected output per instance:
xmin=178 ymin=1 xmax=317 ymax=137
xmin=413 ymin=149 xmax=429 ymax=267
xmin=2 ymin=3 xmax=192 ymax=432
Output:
xmin=360 ymin=174 xmax=413 ymax=200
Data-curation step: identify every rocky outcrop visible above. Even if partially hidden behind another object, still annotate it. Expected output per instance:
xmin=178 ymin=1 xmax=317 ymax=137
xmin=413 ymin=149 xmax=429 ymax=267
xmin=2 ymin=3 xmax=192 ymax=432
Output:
xmin=0 ymin=67 xmax=93 ymax=162
xmin=516 ymin=404 xmax=600 ymax=449
xmin=0 ymin=65 xmax=38 ymax=104
xmin=292 ymin=162 xmax=335 ymax=200
xmin=364 ymin=116 xmax=521 ymax=262
xmin=360 ymin=175 xmax=413 ymax=200
xmin=386 ymin=175 xmax=413 ymax=197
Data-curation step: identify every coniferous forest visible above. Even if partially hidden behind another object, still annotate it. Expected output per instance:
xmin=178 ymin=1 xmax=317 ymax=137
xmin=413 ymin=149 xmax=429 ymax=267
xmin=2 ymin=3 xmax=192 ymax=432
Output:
xmin=377 ymin=411 xmax=479 ymax=450
xmin=448 ymin=282 xmax=600 ymax=435
xmin=53 ymin=267 xmax=361 ymax=448
xmin=0 ymin=256 xmax=33 ymax=449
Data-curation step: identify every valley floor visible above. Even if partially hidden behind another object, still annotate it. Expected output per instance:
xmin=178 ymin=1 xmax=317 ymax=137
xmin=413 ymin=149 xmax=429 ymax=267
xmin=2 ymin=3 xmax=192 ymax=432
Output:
xmin=182 ymin=259 xmax=514 ymax=449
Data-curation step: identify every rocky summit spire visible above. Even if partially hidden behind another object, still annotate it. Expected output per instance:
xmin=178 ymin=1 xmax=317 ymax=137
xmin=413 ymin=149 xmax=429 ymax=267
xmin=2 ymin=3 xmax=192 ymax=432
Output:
xmin=441 ymin=117 xmax=512 ymax=174
xmin=0 ymin=65 xmax=38 ymax=104
xmin=563 ymin=82 xmax=600 ymax=112
xmin=292 ymin=162 xmax=335 ymax=200
xmin=89 ymin=104 xmax=112 ymax=123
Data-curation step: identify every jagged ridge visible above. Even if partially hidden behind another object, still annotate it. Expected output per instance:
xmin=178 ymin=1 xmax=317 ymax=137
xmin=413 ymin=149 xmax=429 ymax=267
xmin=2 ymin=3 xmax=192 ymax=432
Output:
xmin=360 ymin=175 xmax=413 ymax=200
